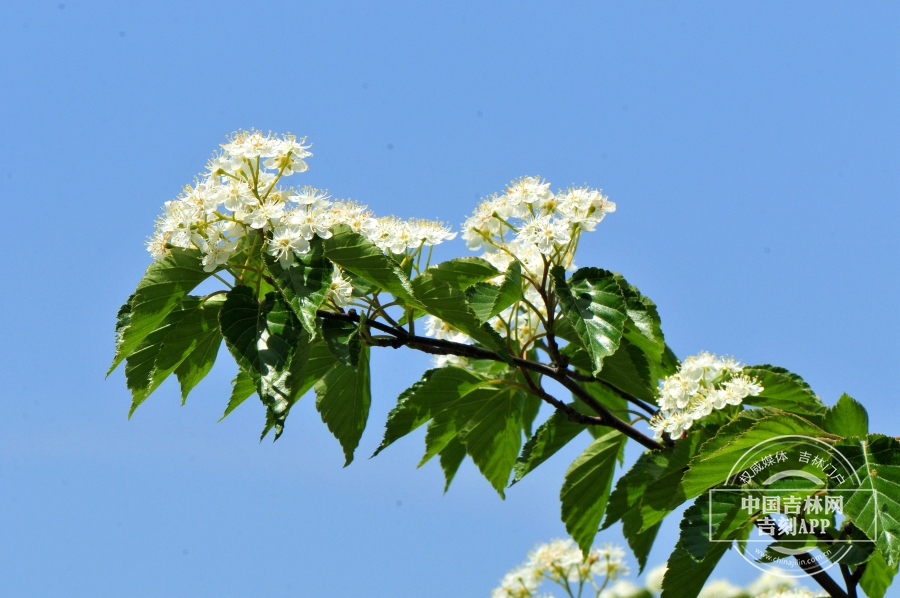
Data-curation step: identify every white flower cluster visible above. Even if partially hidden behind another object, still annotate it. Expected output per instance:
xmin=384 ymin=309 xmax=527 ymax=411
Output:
xmin=147 ymin=130 xmax=455 ymax=273
xmin=649 ymin=352 xmax=764 ymax=441
xmin=492 ymin=540 xmax=628 ymax=598
xmin=463 ymin=176 xmax=615 ymax=259
xmin=755 ymin=590 xmax=823 ymax=598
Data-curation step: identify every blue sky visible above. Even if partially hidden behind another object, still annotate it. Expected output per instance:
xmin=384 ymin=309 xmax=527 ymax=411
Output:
xmin=0 ymin=2 xmax=897 ymax=596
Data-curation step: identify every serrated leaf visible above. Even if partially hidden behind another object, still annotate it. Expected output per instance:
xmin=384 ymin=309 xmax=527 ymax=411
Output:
xmin=323 ymin=224 xmax=419 ymax=306
xmin=425 ymin=257 xmax=500 ymax=288
xmin=511 ymin=405 xmax=588 ymax=486
xmin=860 ymin=549 xmax=898 ymax=598
xmin=109 ymin=249 xmax=212 ymax=374
xmin=659 ymin=537 xmax=729 ymax=598
xmin=458 ymin=386 xmax=524 ymax=497
xmin=560 ymin=431 xmax=626 ymax=556
xmin=521 ymin=392 xmax=542 ymax=438
xmin=622 ymin=506 xmax=659 ymax=573
xmin=604 ymin=450 xmax=672 ymax=530
xmin=124 ymin=297 xmax=200 ymax=412
xmin=742 ymin=365 xmax=826 ymax=415
xmin=823 ymin=393 xmax=868 ymax=438
xmin=552 ymin=266 xmax=627 ymax=376
xmin=679 ymin=414 xmax=832 ymax=499
xmin=466 ymin=261 xmax=523 ymax=323
xmin=595 ymin=338 xmax=657 ymax=401
xmin=374 ymin=368 xmax=479 ymax=457
xmin=322 ymin=317 xmax=361 ymax=369
xmin=265 ymin=240 xmax=333 ymax=335
xmin=219 ymin=286 xmax=304 ymax=439
xmin=614 ymin=274 xmax=666 ymax=365
xmin=640 ymin=425 xmax=720 ymax=531
xmin=835 ymin=435 xmax=900 ymax=567
xmin=412 ymin=273 xmax=512 ymax=361
xmin=439 ymin=436 xmax=467 ymax=493
xmin=220 ymin=370 xmax=256 ymax=421
xmin=315 ymin=344 xmax=371 ymax=466
xmin=679 ymin=492 xmax=751 ymax=562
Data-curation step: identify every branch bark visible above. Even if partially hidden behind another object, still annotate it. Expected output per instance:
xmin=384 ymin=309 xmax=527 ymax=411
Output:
xmin=317 ymin=309 xmax=665 ymax=451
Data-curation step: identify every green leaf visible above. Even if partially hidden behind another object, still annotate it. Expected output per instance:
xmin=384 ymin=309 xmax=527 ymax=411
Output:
xmin=374 ymin=368 xmax=476 ymax=457
xmin=594 ymin=338 xmax=657 ymax=402
xmin=604 ymin=450 xmax=671 ymax=530
xmin=521 ymin=392 xmax=542 ymax=438
xmin=741 ymin=365 xmax=827 ymax=416
xmin=622 ymin=506 xmax=660 ymax=573
xmin=426 ymin=257 xmax=500 ymax=288
xmin=458 ymin=386 xmax=524 ymax=497
xmin=551 ymin=266 xmax=627 ymax=376
xmin=614 ymin=274 xmax=666 ymax=365
xmin=560 ymin=430 xmax=626 ymax=555
xmin=511 ymin=407 xmax=589 ymax=486
xmin=109 ymin=248 xmax=212 ymax=374
xmin=823 ymin=393 xmax=868 ymax=438
xmin=219 ymin=286 xmax=304 ymax=439
xmin=438 ymin=436 xmax=467 ymax=493
xmin=322 ymin=317 xmax=361 ymax=369
xmin=835 ymin=435 xmax=900 ymax=567
xmin=220 ymin=371 xmax=256 ymax=421
xmin=679 ymin=413 xmax=832 ymax=500
xmin=124 ymin=297 xmax=200 ymax=411
xmin=659 ymin=537 xmax=729 ymax=598
xmin=265 ymin=240 xmax=333 ymax=335
xmin=411 ymin=273 xmax=511 ymax=361
xmin=110 ymin=295 xmax=133 ymax=372
xmin=466 ymin=262 xmax=523 ymax=323
xmin=679 ymin=492 xmax=751 ymax=562
xmin=860 ymin=549 xmax=899 ymax=598
xmin=323 ymin=224 xmax=419 ymax=306
xmin=640 ymin=426 xmax=720 ymax=531
xmin=315 ymin=344 xmax=371 ymax=466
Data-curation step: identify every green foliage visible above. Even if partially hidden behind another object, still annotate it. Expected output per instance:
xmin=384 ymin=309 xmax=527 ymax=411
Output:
xmin=741 ymin=365 xmax=826 ymax=415
xmin=860 ymin=549 xmax=899 ymax=598
xmin=323 ymin=224 xmax=419 ymax=306
xmin=111 ymin=207 xmax=897 ymax=598
xmin=552 ymin=267 xmax=627 ymax=375
xmin=560 ymin=431 xmax=626 ymax=555
xmin=425 ymin=257 xmax=500 ymax=288
xmin=823 ymin=393 xmax=869 ymax=438
xmin=219 ymin=286 xmax=305 ymax=439
xmin=265 ymin=241 xmax=333 ymax=336
xmin=466 ymin=261 xmax=523 ymax=323
xmin=835 ymin=435 xmax=900 ymax=567
xmin=109 ymin=248 xmax=212 ymax=374
xmin=316 ymin=344 xmax=371 ymax=466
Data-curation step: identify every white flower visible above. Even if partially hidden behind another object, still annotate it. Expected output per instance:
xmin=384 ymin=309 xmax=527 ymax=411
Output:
xmin=291 ymin=186 xmax=331 ymax=208
xmin=492 ymin=564 xmax=540 ymax=598
xmin=599 ymin=580 xmax=642 ymax=598
xmin=266 ymin=225 xmax=310 ymax=267
xmin=505 ymin=175 xmax=553 ymax=206
xmin=432 ymin=354 xmax=468 ymax=368
xmin=518 ymin=214 xmax=572 ymax=255
xmin=698 ymin=579 xmax=746 ymax=598
xmin=645 ymin=564 xmax=666 ymax=592
xmin=245 ymin=198 xmax=285 ymax=229
xmin=423 ymin=316 xmax=470 ymax=344
xmin=287 ymin=206 xmax=334 ymax=241
xmin=326 ymin=266 xmax=353 ymax=308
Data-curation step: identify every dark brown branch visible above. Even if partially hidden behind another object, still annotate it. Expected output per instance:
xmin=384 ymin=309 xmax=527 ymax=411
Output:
xmin=755 ymin=518 xmax=848 ymax=598
xmin=840 ymin=564 xmax=857 ymax=598
xmin=317 ymin=309 xmax=665 ymax=451
xmin=566 ymin=369 xmax=659 ymax=416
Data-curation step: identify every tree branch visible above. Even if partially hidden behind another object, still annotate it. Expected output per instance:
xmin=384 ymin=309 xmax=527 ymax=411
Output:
xmin=317 ymin=309 xmax=665 ymax=451
xmin=755 ymin=518 xmax=848 ymax=598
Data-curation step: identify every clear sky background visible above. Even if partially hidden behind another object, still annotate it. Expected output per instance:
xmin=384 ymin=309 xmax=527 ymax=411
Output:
xmin=1 ymin=2 xmax=897 ymax=596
